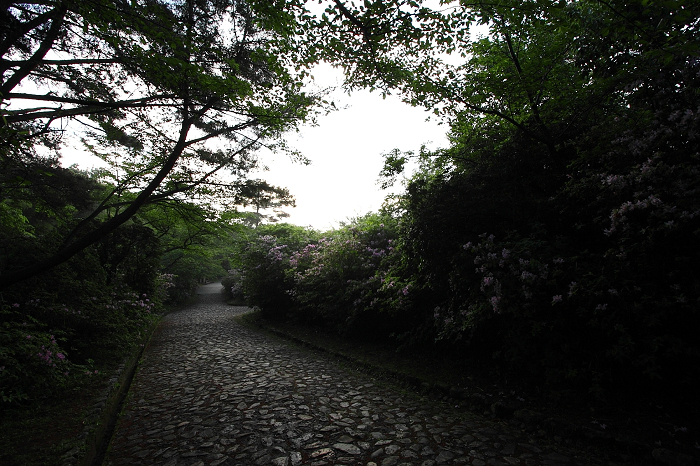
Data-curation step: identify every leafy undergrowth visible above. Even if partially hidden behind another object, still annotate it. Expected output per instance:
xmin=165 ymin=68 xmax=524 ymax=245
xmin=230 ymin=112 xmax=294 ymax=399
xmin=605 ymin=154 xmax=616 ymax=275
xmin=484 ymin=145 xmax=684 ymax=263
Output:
xmin=0 ymin=295 xmax=202 ymax=466
xmin=236 ymin=309 xmax=700 ymax=465
xmin=0 ymin=370 xmax=110 ymax=466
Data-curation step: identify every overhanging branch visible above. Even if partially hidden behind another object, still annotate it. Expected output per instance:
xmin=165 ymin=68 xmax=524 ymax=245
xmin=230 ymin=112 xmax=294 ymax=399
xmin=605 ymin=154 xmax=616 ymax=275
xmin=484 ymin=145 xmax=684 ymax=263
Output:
xmin=0 ymin=111 xmax=196 ymax=289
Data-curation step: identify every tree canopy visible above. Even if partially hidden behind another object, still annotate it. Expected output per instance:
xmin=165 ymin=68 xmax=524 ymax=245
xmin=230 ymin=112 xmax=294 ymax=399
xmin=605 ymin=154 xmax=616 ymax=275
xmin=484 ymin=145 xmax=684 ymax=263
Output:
xmin=3 ymin=1 xmax=700 ymax=444
xmin=1 ymin=0 xmax=323 ymax=288
xmin=315 ymin=0 xmax=698 ymax=164
xmin=215 ymin=0 xmax=700 ymax=412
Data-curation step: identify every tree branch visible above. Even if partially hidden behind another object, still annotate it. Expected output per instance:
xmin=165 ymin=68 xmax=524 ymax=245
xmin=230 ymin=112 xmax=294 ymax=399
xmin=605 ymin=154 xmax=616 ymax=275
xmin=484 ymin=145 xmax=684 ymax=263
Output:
xmin=6 ymin=92 xmax=176 ymax=105
xmin=499 ymin=26 xmax=556 ymax=155
xmin=0 ymin=3 xmax=68 ymax=96
xmin=0 ymin=112 xmax=196 ymax=289
xmin=333 ymin=0 xmax=372 ymax=41
xmin=2 ymin=58 xmax=120 ymax=66
xmin=0 ymin=6 xmax=58 ymax=60
xmin=2 ymin=95 xmax=177 ymax=124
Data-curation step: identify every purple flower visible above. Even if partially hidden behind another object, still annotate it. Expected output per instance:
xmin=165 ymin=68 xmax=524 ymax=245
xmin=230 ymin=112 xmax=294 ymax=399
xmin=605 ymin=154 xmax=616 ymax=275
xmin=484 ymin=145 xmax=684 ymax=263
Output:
xmin=552 ymin=295 xmax=563 ymax=304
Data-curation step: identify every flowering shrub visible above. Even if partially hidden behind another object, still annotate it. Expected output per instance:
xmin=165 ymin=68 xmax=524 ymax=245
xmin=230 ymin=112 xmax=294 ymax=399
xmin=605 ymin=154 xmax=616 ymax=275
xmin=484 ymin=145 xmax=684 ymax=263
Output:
xmin=0 ymin=308 xmax=73 ymax=403
xmin=426 ymin=217 xmax=700 ymax=397
xmin=235 ymin=234 xmax=297 ymax=319
xmin=221 ymin=268 xmax=246 ymax=303
xmin=154 ymin=273 xmax=177 ymax=303
xmin=229 ymin=216 xmax=410 ymax=337
xmin=0 ymin=271 xmax=161 ymax=404
xmin=547 ymin=82 xmax=700 ymax=397
xmin=435 ymin=233 xmax=559 ymax=336
xmin=287 ymin=215 xmax=401 ymax=334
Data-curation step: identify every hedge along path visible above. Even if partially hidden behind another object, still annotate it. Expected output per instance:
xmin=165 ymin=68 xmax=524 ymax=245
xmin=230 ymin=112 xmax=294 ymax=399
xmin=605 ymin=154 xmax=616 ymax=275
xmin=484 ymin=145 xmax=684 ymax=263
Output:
xmin=102 ymin=283 xmax=611 ymax=466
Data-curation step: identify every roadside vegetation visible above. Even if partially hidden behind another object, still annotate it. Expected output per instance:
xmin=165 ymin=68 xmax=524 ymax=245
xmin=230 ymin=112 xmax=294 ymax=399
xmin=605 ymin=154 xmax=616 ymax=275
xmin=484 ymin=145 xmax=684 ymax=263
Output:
xmin=2 ymin=0 xmax=699 ymax=462
xmin=224 ymin=0 xmax=700 ymax=454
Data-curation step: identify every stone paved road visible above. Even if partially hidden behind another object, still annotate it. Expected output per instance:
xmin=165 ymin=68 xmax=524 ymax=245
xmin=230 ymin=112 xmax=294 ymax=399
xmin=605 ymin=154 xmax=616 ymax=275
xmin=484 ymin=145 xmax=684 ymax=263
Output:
xmin=103 ymin=284 xmax=612 ymax=466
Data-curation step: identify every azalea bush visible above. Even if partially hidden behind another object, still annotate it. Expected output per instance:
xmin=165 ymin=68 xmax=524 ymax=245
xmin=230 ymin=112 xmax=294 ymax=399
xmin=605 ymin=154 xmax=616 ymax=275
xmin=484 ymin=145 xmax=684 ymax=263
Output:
xmin=221 ymin=268 xmax=246 ymax=303
xmin=241 ymin=234 xmax=295 ymax=319
xmin=0 ymin=308 xmax=74 ymax=403
xmin=400 ymin=150 xmax=700 ymax=398
xmin=412 ymin=205 xmax=699 ymax=400
xmin=230 ymin=224 xmax=317 ymax=319
xmin=403 ymin=109 xmax=700 ymax=400
xmin=287 ymin=214 xmax=403 ymax=335
xmin=0 ymin=278 xmax=161 ymax=404
xmin=229 ymin=215 xmax=414 ymax=337
xmin=0 ymin=241 xmax=171 ymax=404
xmin=427 ymin=232 xmax=606 ymax=393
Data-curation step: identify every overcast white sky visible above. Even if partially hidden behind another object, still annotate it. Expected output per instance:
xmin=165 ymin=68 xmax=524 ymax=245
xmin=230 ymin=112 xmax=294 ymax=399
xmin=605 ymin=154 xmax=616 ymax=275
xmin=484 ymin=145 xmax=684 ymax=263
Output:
xmin=256 ymin=64 xmax=449 ymax=230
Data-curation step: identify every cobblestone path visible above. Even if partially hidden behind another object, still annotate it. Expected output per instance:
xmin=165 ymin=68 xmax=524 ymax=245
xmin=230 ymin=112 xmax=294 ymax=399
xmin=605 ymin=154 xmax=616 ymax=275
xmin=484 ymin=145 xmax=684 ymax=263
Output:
xmin=103 ymin=284 xmax=612 ymax=466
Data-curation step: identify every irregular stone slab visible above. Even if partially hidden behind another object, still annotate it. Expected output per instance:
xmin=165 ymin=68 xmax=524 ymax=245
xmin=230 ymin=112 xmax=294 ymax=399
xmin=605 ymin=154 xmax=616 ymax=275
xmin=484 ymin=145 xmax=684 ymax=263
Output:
xmin=435 ymin=450 xmax=455 ymax=463
xmin=310 ymin=447 xmax=334 ymax=458
xmin=333 ymin=443 xmax=362 ymax=455
xmin=381 ymin=456 xmax=400 ymax=466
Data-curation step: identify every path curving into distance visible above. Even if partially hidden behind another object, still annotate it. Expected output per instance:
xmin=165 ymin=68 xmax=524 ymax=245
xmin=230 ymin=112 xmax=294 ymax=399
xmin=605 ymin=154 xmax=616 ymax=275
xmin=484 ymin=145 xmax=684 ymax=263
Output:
xmin=103 ymin=283 xmax=611 ymax=466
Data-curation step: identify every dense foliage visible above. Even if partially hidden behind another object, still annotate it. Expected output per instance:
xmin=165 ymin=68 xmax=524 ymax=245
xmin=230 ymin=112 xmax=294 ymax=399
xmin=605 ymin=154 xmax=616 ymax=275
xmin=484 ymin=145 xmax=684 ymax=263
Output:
xmin=226 ymin=0 xmax=700 ymax=408
xmin=0 ymin=161 xmax=239 ymax=403
xmin=1 ymin=0 xmax=317 ymax=404
xmin=3 ymin=0 xmax=699 ymax=419
xmin=1 ymin=0 xmax=321 ymax=288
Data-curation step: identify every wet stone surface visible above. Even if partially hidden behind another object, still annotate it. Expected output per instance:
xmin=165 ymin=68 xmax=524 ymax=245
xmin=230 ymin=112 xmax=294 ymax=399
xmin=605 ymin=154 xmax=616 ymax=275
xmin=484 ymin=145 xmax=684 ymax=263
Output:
xmin=104 ymin=284 xmax=612 ymax=466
